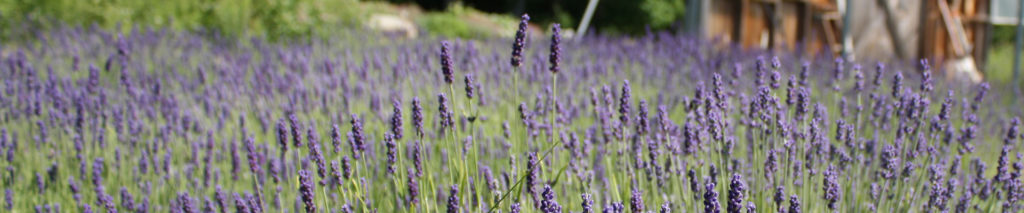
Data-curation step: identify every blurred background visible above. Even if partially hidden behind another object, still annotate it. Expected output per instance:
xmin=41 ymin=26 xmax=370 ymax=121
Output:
xmin=0 ymin=0 xmax=1022 ymax=87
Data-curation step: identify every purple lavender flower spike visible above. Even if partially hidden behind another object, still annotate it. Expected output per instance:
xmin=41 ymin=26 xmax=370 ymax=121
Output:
xmin=407 ymin=168 xmax=419 ymax=206
xmin=412 ymin=97 xmax=424 ymax=138
xmin=582 ymin=193 xmax=594 ymax=213
xmin=298 ymin=170 xmax=316 ymax=213
xmin=289 ymin=114 xmax=303 ymax=147
xmin=629 ymin=189 xmax=643 ymax=213
xmin=619 ymin=80 xmax=632 ymax=126
xmin=384 ymin=133 xmax=397 ymax=175
xmin=823 ymin=164 xmax=840 ymax=210
xmin=511 ymin=14 xmax=530 ymax=68
xmin=704 ymin=178 xmax=721 ymax=213
xmin=728 ymin=174 xmax=746 ymax=213
xmin=276 ymin=119 xmax=289 ymax=155
xmin=541 ymin=185 xmax=562 ymax=213
xmin=440 ymin=41 xmax=454 ymax=85
xmin=549 ymin=24 xmax=562 ymax=74
xmin=391 ymin=99 xmax=404 ymax=140
xmin=179 ymin=192 xmax=195 ymax=213
xmin=447 ymin=185 xmax=460 ymax=213
xmin=788 ymin=195 xmax=801 ymax=213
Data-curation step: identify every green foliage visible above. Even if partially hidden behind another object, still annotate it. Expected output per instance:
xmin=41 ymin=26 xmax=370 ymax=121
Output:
xmin=418 ymin=4 xmax=519 ymax=39
xmin=985 ymin=43 xmax=1022 ymax=86
xmin=419 ymin=12 xmax=482 ymax=38
xmin=0 ymin=0 xmax=367 ymax=41
xmin=638 ymin=0 xmax=686 ymax=30
xmin=532 ymin=0 xmax=686 ymax=35
xmin=992 ymin=25 xmax=1019 ymax=44
xmin=398 ymin=0 xmax=687 ymax=36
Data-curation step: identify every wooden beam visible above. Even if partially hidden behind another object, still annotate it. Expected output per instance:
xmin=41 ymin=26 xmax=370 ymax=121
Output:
xmin=938 ymin=0 xmax=967 ymax=56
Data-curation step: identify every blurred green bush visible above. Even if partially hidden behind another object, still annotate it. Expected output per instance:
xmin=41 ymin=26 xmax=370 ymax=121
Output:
xmin=0 ymin=0 xmax=371 ymax=40
xmin=461 ymin=0 xmax=686 ymax=35
xmin=0 ymin=0 xmax=686 ymax=41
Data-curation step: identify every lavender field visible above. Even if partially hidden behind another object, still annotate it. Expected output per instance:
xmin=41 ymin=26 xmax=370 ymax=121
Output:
xmin=2 ymin=15 xmax=1023 ymax=213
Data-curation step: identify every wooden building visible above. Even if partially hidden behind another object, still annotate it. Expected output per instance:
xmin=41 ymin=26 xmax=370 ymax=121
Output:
xmin=688 ymin=0 xmax=994 ymax=81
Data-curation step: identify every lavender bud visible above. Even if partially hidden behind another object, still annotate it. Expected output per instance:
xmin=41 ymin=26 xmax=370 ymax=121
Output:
xmin=330 ymin=161 xmax=344 ymax=185
xmin=341 ymin=157 xmax=352 ymax=179
xmin=35 ymin=173 xmax=44 ymax=193
xmin=549 ymin=24 xmax=561 ymax=74
xmin=4 ymin=189 xmax=11 ymax=210
xmin=799 ymin=62 xmax=810 ymax=86
xmin=407 ymin=169 xmax=420 ymax=205
xmin=440 ymin=41 xmax=454 ymax=85
xmin=438 ymin=93 xmax=454 ymax=131
xmin=350 ymin=115 xmax=365 ymax=158
xmin=412 ymin=97 xmax=424 ymax=138
xmin=391 ymin=100 xmax=404 ymax=140
xmin=773 ymin=186 xmax=785 ymax=211
xmin=728 ymin=174 xmax=746 ymax=213
xmin=511 ymin=14 xmax=530 ymax=68
xmin=629 ymin=189 xmax=643 ymax=213
xmin=636 ymin=100 xmax=649 ymax=135
xmin=892 ymin=72 xmax=903 ymax=98
xmin=704 ymin=178 xmax=721 ymax=213
xmin=1005 ymin=117 xmax=1021 ymax=146
xmin=233 ymin=194 xmax=249 ymax=213
xmin=873 ymin=63 xmax=885 ymax=87
xmin=526 ymin=152 xmax=538 ymax=197
xmin=619 ymin=80 xmax=632 ymax=126
xmin=120 ymin=187 xmax=135 ymax=211
xmin=447 ymin=185 xmax=460 ymax=213
xmin=541 ymin=185 xmax=562 ymax=213
xmin=68 ymin=177 xmax=81 ymax=204
xmin=788 ymin=195 xmax=801 ymax=213
xmin=840 ymin=68 xmax=856 ymax=95
xmin=996 ymin=146 xmax=1011 ymax=183
xmin=604 ymin=202 xmax=625 ymax=213
xmin=214 ymin=186 xmax=227 ymax=213
xmin=289 ymin=114 xmax=303 ymax=147
xmin=770 ymin=70 xmax=781 ymax=89
xmin=298 ymin=170 xmax=316 ymax=213
xmin=244 ymin=137 xmax=265 ymax=180
xmin=331 ymin=124 xmax=343 ymax=155
xmin=384 ymin=133 xmax=397 ymax=175
xmin=203 ymin=198 xmax=214 ymax=213
xmin=276 ymin=119 xmax=288 ymax=154
xmin=511 ymin=203 xmax=522 ymax=213
xmin=464 ymin=75 xmax=476 ymax=100
xmin=880 ymin=145 xmax=899 ymax=180
xmin=92 ymin=157 xmax=105 ymax=186
xmin=412 ymin=140 xmax=423 ymax=177
xmin=822 ymin=164 xmax=840 ymax=210
xmin=920 ymin=59 xmax=933 ymax=92
xmin=179 ymin=192 xmax=195 ymax=213
xmin=582 ymin=193 xmax=594 ymax=213
xmin=971 ymin=83 xmax=989 ymax=111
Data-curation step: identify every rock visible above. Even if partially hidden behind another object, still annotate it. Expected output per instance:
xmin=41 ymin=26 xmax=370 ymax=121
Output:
xmin=945 ymin=57 xmax=983 ymax=83
xmin=367 ymin=14 xmax=418 ymax=38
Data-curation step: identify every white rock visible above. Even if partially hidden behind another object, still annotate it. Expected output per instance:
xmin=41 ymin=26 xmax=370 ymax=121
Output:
xmin=945 ymin=57 xmax=983 ymax=83
xmin=367 ymin=14 xmax=418 ymax=38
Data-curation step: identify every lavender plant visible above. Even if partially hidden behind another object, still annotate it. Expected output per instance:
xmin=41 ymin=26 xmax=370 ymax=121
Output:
xmin=0 ymin=16 xmax=1020 ymax=213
